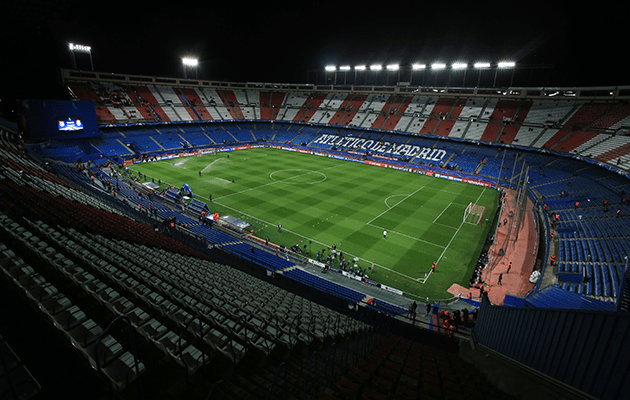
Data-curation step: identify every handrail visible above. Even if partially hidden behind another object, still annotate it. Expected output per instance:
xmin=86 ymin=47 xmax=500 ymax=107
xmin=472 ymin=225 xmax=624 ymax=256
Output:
xmin=204 ymin=379 xmax=226 ymax=400
xmin=228 ymin=315 xmax=248 ymax=363
xmin=266 ymin=362 xmax=287 ymax=400
xmin=287 ymin=313 xmax=301 ymax=349
xmin=262 ymin=314 xmax=281 ymax=342
xmin=302 ymin=351 xmax=318 ymax=400
xmin=177 ymin=315 xmax=207 ymax=382
xmin=340 ymin=338 xmax=350 ymax=376
xmin=306 ymin=315 xmax=316 ymax=343
xmin=0 ymin=344 xmax=18 ymax=400
xmin=323 ymin=314 xmax=331 ymax=337
xmin=324 ymin=343 xmax=337 ymax=386
xmin=93 ymin=314 xmax=145 ymax=400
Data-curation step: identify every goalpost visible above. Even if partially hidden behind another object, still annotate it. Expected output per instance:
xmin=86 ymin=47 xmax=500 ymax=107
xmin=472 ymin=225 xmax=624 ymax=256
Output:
xmin=464 ymin=202 xmax=486 ymax=226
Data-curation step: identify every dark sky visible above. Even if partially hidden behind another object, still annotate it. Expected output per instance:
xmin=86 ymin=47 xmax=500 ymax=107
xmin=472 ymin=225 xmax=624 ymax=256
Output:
xmin=1 ymin=0 xmax=627 ymax=119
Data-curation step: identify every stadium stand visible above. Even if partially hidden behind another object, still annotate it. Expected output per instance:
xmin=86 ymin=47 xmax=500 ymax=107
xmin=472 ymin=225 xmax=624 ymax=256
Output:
xmin=3 ymin=69 xmax=630 ymax=399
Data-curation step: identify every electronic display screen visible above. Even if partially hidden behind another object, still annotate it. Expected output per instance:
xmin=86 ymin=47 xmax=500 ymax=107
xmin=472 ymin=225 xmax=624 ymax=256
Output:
xmin=57 ymin=116 xmax=84 ymax=132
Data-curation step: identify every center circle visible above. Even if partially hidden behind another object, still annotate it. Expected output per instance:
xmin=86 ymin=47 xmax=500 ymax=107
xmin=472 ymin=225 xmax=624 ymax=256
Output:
xmin=270 ymin=169 xmax=327 ymax=184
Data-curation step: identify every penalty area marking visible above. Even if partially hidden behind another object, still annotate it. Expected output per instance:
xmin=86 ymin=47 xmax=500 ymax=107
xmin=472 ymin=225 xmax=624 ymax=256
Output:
xmin=384 ymin=194 xmax=410 ymax=209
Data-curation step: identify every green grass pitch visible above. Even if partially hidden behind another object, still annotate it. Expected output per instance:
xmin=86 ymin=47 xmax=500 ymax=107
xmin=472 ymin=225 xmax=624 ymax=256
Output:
xmin=131 ymin=147 xmax=499 ymax=299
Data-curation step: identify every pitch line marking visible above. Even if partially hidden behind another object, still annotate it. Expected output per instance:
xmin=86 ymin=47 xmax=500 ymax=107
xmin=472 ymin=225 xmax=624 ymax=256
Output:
xmin=367 ymin=223 xmax=445 ymax=248
xmin=212 ymin=200 xmax=419 ymax=282
xmin=423 ymin=187 xmax=487 ymax=284
xmin=433 ymin=202 xmax=452 ymax=224
xmin=384 ymin=194 xmax=409 ymax=209
xmin=214 ymin=163 xmax=347 ymax=201
xmin=368 ymin=185 xmax=425 ymax=225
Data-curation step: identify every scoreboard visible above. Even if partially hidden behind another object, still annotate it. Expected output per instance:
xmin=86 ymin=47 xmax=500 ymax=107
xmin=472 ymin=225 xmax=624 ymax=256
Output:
xmin=18 ymin=99 xmax=102 ymax=142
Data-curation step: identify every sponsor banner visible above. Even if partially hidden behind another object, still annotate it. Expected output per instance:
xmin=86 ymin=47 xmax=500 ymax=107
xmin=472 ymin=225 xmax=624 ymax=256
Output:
xmin=329 ymin=154 xmax=351 ymax=161
xmin=381 ymin=285 xmax=404 ymax=296
xmin=435 ymin=173 xmax=462 ymax=182
xmin=462 ymin=178 xmax=493 ymax=188
xmin=216 ymin=145 xmax=253 ymax=152
xmin=308 ymin=259 xmax=327 ymax=269
xmin=342 ymin=271 xmax=363 ymax=282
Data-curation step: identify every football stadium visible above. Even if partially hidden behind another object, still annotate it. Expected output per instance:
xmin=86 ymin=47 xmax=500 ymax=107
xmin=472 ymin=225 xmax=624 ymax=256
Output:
xmin=1 ymin=4 xmax=630 ymax=400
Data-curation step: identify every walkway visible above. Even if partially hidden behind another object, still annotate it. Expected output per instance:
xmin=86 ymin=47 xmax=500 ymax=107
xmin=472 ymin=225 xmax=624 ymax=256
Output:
xmin=448 ymin=187 xmax=537 ymax=305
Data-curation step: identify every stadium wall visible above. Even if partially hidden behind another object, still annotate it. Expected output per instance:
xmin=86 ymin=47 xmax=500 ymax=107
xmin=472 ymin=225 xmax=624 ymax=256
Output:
xmin=474 ymin=294 xmax=630 ymax=400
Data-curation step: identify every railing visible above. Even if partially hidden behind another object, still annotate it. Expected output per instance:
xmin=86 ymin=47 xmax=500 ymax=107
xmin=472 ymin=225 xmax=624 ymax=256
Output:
xmin=177 ymin=315 xmax=208 ymax=384
xmin=266 ymin=362 xmax=287 ymax=400
xmin=228 ymin=315 xmax=248 ymax=363
xmin=301 ymin=351 xmax=319 ymax=400
xmin=287 ymin=314 xmax=301 ymax=350
xmin=93 ymin=315 xmax=145 ymax=400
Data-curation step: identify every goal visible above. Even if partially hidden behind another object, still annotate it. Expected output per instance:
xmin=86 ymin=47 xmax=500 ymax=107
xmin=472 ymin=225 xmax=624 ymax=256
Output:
xmin=464 ymin=202 xmax=486 ymax=226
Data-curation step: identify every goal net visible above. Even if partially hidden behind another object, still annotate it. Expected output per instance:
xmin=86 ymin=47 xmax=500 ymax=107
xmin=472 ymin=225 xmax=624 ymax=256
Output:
xmin=464 ymin=202 xmax=486 ymax=226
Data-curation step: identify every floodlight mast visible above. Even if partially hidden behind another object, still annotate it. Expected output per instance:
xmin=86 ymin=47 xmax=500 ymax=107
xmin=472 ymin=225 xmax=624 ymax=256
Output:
xmin=182 ymin=57 xmax=199 ymax=78
xmin=69 ymin=43 xmax=94 ymax=71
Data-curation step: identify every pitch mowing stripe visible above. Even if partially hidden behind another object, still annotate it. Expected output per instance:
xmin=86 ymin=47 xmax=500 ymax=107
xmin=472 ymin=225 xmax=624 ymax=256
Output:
xmin=422 ymin=186 xmax=488 ymax=284
xmin=131 ymin=148 xmax=498 ymax=297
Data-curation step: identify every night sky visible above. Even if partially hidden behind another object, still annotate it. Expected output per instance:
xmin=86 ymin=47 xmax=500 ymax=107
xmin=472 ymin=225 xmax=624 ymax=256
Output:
xmin=1 ymin=0 xmax=627 ymax=120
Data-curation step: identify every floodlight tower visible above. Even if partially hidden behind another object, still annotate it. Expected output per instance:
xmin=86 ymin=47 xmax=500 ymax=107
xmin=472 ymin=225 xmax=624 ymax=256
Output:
xmin=412 ymin=63 xmax=426 ymax=86
xmin=474 ymin=62 xmax=491 ymax=86
xmin=324 ymin=65 xmax=336 ymax=84
xmin=494 ymin=61 xmax=516 ymax=87
xmin=182 ymin=57 xmax=199 ymax=79
xmin=452 ymin=62 xmax=468 ymax=86
xmin=386 ymin=64 xmax=400 ymax=86
xmin=69 ymin=43 xmax=93 ymax=71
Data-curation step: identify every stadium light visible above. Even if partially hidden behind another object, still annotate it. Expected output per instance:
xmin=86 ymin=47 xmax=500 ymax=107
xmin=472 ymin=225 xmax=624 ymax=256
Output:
xmin=354 ymin=65 xmax=366 ymax=71
xmin=370 ymin=64 xmax=383 ymax=71
xmin=431 ymin=63 xmax=447 ymax=70
xmin=339 ymin=65 xmax=351 ymax=71
xmin=182 ymin=57 xmax=199 ymax=79
xmin=498 ymin=61 xmax=516 ymax=68
xmin=412 ymin=63 xmax=426 ymax=70
xmin=474 ymin=62 xmax=491 ymax=86
xmin=386 ymin=64 xmax=399 ymax=71
xmin=494 ymin=61 xmax=517 ymax=87
xmin=324 ymin=65 xmax=336 ymax=72
xmin=69 ymin=43 xmax=91 ymax=53
xmin=182 ymin=57 xmax=199 ymax=67
xmin=452 ymin=62 xmax=468 ymax=70
xmin=68 ymin=43 xmax=93 ymax=71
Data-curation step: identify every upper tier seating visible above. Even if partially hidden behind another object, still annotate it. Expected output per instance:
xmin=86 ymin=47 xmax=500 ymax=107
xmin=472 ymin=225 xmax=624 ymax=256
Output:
xmin=65 ymin=80 xmax=630 ymax=169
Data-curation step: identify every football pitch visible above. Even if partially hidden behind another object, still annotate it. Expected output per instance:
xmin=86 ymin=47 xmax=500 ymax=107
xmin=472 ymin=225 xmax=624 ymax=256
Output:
xmin=131 ymin=147 xmax=499 ymax=299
